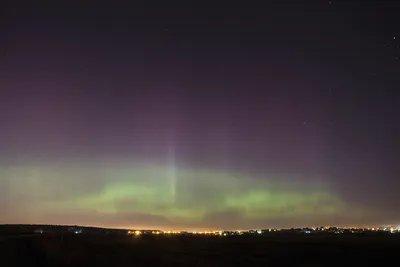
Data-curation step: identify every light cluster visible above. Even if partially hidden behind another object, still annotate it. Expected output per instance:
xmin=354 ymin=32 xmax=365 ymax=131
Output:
xmin=126 ymin=226 xmax=400 ymax=236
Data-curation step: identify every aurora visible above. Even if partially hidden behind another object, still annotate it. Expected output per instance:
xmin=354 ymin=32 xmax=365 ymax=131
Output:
xmin=0 ymin=161 xmax=361 ymax=230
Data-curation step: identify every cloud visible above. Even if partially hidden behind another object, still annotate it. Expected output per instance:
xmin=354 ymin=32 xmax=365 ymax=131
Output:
xmin=120 ymin=213 xmax=172 ymax=228
xmin=200 ymin=209 xmax=246 ymax=229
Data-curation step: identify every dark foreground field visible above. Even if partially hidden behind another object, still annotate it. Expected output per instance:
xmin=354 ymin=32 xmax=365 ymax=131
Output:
xmin=1 ymin=233 xmax=399 ymax=266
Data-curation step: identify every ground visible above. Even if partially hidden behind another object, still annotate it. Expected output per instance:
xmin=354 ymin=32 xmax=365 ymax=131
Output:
xmin=0 ymin=233 xmax=398 ymax=266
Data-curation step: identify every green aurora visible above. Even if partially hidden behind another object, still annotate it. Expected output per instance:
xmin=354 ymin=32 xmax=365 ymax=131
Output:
xmin=1 ymin=162 xmax=364 ymax=230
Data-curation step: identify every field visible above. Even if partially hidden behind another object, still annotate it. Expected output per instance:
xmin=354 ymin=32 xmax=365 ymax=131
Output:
xmin=1 ymin=233 xmax=399 ymax=266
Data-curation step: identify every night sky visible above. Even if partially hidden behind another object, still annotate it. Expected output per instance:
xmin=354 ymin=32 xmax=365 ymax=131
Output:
xmin=0 ymin=1 xmax=399 ymax=230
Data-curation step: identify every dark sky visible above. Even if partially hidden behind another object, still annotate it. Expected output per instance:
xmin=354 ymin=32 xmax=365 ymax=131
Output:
xmin=0 ymin=1 xmax=399 ymax=230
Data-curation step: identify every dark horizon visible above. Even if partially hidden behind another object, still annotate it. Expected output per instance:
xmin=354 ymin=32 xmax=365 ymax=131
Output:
xmin=1 ymin=223 xmax=396 ymax=232
xmin=1 ymin=1 xmax=399 ymax=229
